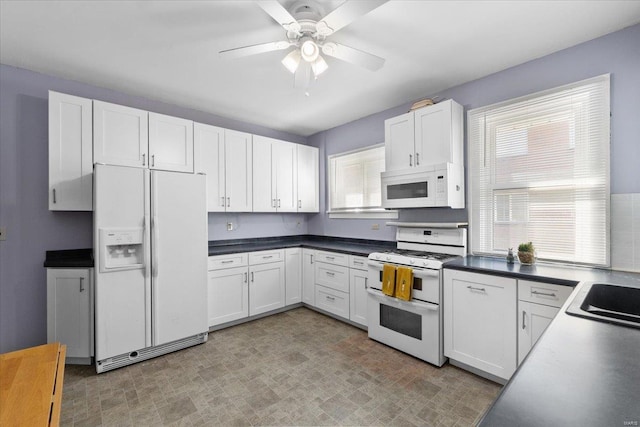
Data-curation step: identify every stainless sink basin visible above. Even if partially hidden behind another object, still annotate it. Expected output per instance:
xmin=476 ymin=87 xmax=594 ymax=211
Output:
xmin=566 ymin=282 xmax=640 ymax=329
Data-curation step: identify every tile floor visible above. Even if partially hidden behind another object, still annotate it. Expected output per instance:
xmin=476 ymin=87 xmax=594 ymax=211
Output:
xmin=61 ymin=308 xmax=501 ymax=426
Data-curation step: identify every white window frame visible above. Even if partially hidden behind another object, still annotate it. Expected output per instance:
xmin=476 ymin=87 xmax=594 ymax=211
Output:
xmin=327 ymin=144 xmax=398 ymax=219
xmin=468 ymin=74 xmax=610 ymax=266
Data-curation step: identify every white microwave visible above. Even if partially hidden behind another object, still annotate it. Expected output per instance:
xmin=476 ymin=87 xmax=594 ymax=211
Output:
xmin=381 ymin=163 xmax=465 ymax=209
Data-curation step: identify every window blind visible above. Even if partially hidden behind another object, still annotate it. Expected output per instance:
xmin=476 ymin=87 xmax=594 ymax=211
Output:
xmin=468 ymin=74 xmax=610 ymax=266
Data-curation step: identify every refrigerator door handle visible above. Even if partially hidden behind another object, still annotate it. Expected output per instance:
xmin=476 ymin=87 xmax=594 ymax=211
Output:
xmin=152 ymin=216 xmax=159 ymax=278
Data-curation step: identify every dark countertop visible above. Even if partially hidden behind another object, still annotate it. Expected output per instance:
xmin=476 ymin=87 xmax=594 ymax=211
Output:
xmin=208 ymin=235 xmax=396 ymax=257
xmin=44 ymin=248 xmax=94 ymax=268
xmin=443 ymin=255 xmax=640 ymax=287
xmin=460 ymin=256 xmax=640 ymax=426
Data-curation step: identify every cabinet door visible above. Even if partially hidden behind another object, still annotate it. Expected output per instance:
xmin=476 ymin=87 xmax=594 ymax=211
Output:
xmin=208 ymin=266 xmax=248 ymax=327
xmin=285 ymin=248 xmax=302 ymax=305
xmin=302 ymin=249 xmax=315 ymax=306
xmin=414 ymin=100 xmax=463 ymax=166
xmin=444 ymin=269 xmax=517 ymax=381
xmin=249 ymin=262 xmax=285 ymax=316
xmin=273 ymin=140 xmax=298 ymax=212
xmin=296 ymin=144 xmax=319 ymax=212
xmin=194 ymin=123 xmax=225 ymax=212
xmin=224 ymin=130 xmax=252 ymax=212
xmin=93 ymin=100 xmax=148 ymax=168
xmin=47 ymin=268 xmax=92 ymax=361
xmin=518 ymin=301 xmax=559 ymax=365
xmin=148 ymin=112 xmax=193 ymax=173
xmin=48 ymin=91 xmax=93 ymax=211
xmin=384 ymin=112 xmax=414 ymax=172
xmin=349 ymin=268 xmax=368 ymax=327
xmin=252 ymin=135 xmax=276 ymax=212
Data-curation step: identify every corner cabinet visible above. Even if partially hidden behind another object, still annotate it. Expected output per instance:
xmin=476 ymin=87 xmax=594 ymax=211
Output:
xmin=285 ymin=248 xmax=302 ymax=305
xmin=46 ymin=268 xmax=93 ymax=364
xmin=302 ymin=249 xmax=316 ymax=306
xmin=444 ymin=269 xmax=517 ymax=381
xmin=385 ymin=99 xmax=463 ymax=172
xmin=48 ymin=91 xmax=93 ymax=211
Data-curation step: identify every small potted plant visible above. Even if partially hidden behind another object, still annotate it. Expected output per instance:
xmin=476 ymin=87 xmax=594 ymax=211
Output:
xmin=518 ymin=242 xmax=536 ymax=265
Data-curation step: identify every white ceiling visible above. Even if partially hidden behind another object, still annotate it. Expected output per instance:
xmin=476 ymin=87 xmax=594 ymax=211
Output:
xmin=2 ymin=1 xmax=639 ymax=137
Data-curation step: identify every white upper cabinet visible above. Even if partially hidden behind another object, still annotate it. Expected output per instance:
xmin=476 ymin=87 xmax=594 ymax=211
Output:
xmin=48 ymin=91 xmax=93 ymax=211
xmin=296 ymin=144 xmax=319 ymax=212
xmin=385 ymin=112 xmax=415 ymax=172
xmin=224 ymin=129 xmax=253 ymax=212
xmin=148 ymin=112 xmax=193 ymax=173
xmin=93 ymin=100 xmax=148 ymax=168
xmin=194 ymin=123 xmax=225 ymax=212
xmin=252 ymin=135 xmax=297 ymax=212
xmin=385 ymin=100 xmax=463 ymax=172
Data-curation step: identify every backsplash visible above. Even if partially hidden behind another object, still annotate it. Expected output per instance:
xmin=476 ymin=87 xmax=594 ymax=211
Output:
xmin=611 ymin=193 xmax=640 ymax=272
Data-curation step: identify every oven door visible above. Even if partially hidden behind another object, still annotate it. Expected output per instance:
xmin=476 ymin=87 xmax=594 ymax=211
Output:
xmin=366 ymin=288 xmax=444 ymax=366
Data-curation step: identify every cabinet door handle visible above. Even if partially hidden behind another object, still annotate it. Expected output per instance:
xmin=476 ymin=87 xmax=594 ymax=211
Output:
xmin=79 ymin=277 xmax=85 ymax=292
xmin=531 ymin=290 xmax=557 ymax=297
xmin=416 ymin=152 xmax=420 ymax=166
xmin=278 ymin=199 xmax=281 ymax=208
xmin=364 ymin=277 xmax=368 ymax=289
xmin=409 ymin=154 xmax=413 ymax=166
xmin=52 ymin=188 xmax=57 ymax=204
xmin=298 ymin=200 xmax=301 ymax=209
xmin=227 ymin=197 xmax=230 ymax=207
xmin=310 ymin=255 xmax=313 ymax=264
xmin=467 ymin=285 xmax=486 ymax=292
xmin=272 ymin=199 xmax=276 ymax=208
xmin=244 ymin=272 xmax=247 ymax=283
xmin=151 ymin=154 xmax=155 ymax=167
xmin=142 ymin=153 xmax=146 ymax=166
xmin=522 ymin=310 xmax=526 ymax=330
xmin=221 ymin=197 xmax=225 ymax=207
xmin=251 ymin=272 xmax=254 ymax=282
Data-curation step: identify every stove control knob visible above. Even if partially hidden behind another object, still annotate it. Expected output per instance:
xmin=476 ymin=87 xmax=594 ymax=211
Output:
xmin=422 ymin=261 xmax=428 ymax=267
xmin=410 ymin=259 xmax=415 ymax=264
xmin=386 ymin=256 xmax=390 ymax=261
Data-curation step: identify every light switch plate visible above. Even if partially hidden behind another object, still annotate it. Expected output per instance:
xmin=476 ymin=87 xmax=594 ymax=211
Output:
xmin=0 ymin=226 xmax=6 ymax=241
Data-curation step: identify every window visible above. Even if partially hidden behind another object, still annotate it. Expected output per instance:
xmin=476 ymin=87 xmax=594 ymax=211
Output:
xmin=468 ymin=75 xmax=610 ymax=266
xmin=328 ymin=145 xmax=397 ymax=219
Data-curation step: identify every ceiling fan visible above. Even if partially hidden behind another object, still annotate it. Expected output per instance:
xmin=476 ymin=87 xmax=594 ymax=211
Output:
xmin=220 ymin=0 xmax=388 ymax=91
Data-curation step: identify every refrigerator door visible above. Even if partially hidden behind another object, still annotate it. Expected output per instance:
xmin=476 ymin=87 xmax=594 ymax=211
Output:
xmin=151 ymin=171 xmax=208 ymax=346
xmin=94 ymin=164 xmax=151 ymax=361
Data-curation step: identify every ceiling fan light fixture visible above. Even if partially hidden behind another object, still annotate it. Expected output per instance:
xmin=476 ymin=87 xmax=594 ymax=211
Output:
xmin=300 ymin=39 xmax=319 ymax=62
xmin=282 ymin=49 xmax=301 ymax=73
xmin=312 ymin=55 xmax=328 ymax=76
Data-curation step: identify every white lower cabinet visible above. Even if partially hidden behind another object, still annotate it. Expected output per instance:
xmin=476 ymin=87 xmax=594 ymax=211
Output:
xmin=285 ymin=248 xmax=302 ymax=305
xmin=249 ymin=261 xmax=285 ymax=316
xmin=315 ymin=285 xmax=349 ymax=319
xmin=444 ymin=269 xmax=517 ymax=381
xmin=302 ymin=249 xmax=316 ymax=306
xmin=517 ymin=280 xmax=571 ymax=364
xmin=349 ymin=256 xmax=368 ymax=327
xmin=46 ymin=268 xmax=93 ymax=364
xmin=207 ymin=265 xmax=249 ymax=327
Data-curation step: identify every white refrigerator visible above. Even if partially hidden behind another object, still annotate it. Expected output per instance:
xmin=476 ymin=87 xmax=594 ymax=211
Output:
xmin=94 ymin=164 xmax=208 ymax=373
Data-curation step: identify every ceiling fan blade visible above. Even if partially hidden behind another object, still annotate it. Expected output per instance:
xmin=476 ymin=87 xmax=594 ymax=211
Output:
xmin=219 ymin=41 xmax=290 ymax=59
xmin=258 ymin=0 xmax=300 ymax=32
xmin=294 ymin=61 xmax=311 ymax=89
xmin=317 ymin=0 xmax=388 ymax=35
xmin=322 ymin=42 xmax=385 ymax=71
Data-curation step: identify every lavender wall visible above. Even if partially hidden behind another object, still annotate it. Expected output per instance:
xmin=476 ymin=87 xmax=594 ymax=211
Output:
xmin=0 ymin=64 xmax=308 ymax=353
xmin=307 ymin=24 xmax=640 ymax=239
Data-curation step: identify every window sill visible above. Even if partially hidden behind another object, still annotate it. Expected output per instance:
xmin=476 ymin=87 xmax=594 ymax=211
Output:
xmin=327 ymin=210 xmax=398 ymax=220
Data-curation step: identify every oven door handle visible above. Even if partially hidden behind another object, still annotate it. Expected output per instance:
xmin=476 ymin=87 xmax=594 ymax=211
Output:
xmin=366 ymin=288 xmax=439 ymax=313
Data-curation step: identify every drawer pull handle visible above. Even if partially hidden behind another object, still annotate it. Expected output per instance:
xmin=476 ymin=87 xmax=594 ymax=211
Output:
xmin=531 ymin=290 xmax=557 ymax=297
xmin=467 ymin=285 xmax=486 ymax=292
xmin=326 ymin=296 xmax=335 ymax=301
xmin=354 ymin=261 xmax=363 ymax=265
xmin=221 ymin=260 xmax=233 ymax=264
xmin=326 ymin=271 xmax=335 ymax=276
xmin=263 ymin=255 xmax=273 ymax=259
xmin=326 ymin=256 xmax=334 ymax=260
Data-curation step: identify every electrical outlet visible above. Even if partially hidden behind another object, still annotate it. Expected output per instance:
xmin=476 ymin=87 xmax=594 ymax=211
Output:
xmin=371 ymin=223 xmax=380 ymax=230
xmin=226 ymin=222 xmax=233 ymax=231
xmin=0 ymin=226 xmax=6 ymax=241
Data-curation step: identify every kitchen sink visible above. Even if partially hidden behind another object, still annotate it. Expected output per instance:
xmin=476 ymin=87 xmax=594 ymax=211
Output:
xmin=566 ymin=282 xmax=640 ymax=329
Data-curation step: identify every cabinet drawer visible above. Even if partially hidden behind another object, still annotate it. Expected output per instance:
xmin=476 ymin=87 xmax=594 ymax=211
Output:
xmin=315 ymin=285 xmax=349 ymax=319
xmin=518 ymin=280 xmax=573 ymax=308
xmin=208 ymin=253 xmax=248 ymax=270
xmin=349 ymin=255 xmax=369 ymax=271
xmin=249 ymin=249 xmax=285 ymax=265
xmin=315 ymin=250 xmax=348 ymax=267
xmin=315 ymin=262 xmax=349 ymax=293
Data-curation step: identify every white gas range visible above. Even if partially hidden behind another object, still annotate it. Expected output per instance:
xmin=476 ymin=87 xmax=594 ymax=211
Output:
xmin=366 ymin=223 xmax=467 ymax=366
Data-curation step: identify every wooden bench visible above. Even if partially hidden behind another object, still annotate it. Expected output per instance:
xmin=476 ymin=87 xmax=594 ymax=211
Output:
xmin=0 ymin=342 xmax=67 ymax=427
